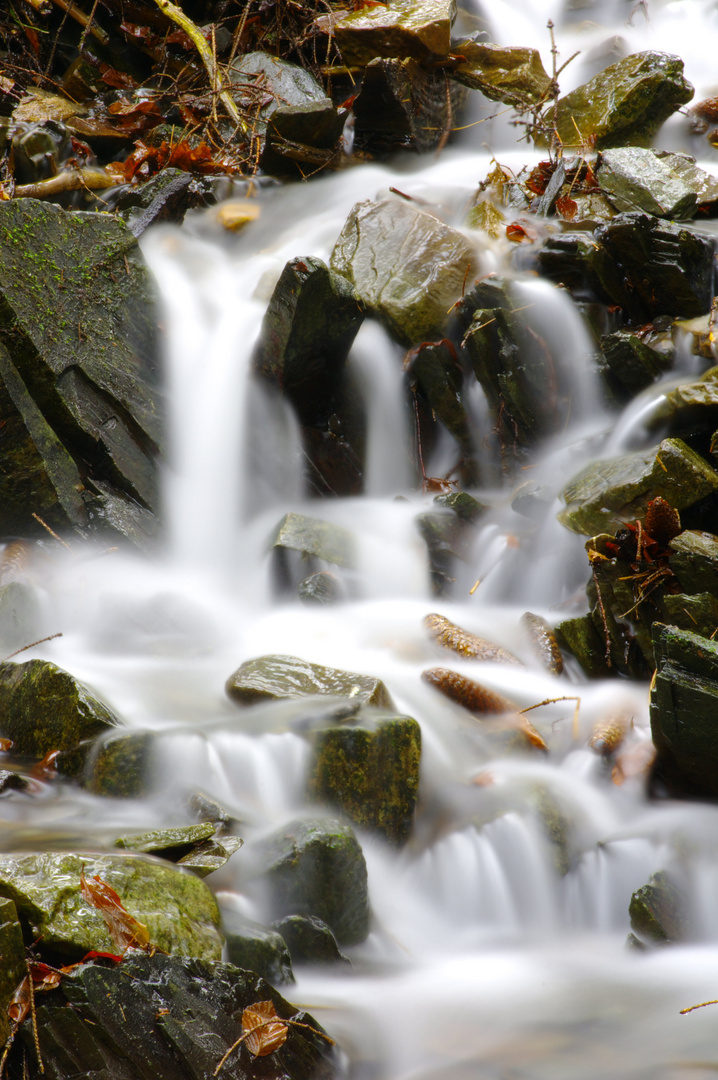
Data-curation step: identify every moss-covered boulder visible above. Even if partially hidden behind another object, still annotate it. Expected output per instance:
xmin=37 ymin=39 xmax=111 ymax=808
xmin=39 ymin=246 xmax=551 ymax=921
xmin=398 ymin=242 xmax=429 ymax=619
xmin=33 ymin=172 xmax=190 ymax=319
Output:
xmin=558 ymin=438 xmax=718 ymax=536
xmin=0 ymin=658 xmax=122 ymax=757
xmin=226 ymin=654 xmax=394 ymax=709
xmin=555 ymin=614 xmax=613 ymax=679
xmin=331 ymin=197 xmax=477 ymax=346
xmin=0 ymin=897 xmax=25 ymax=1047
xmin=662 ymin=592 xmax=718 ymax=637
xmin=308 ymin=713 xmax=421 ymax=845
xmin=553 ymin=51 xmax=693 ymax=149
xmin=650 ymin=622 xmax=718 ymax=797
xmin=58 ymin=730 xmax=155 ymax=799
xmin=0 ymin=199 xmax=162 ymax=545
xmin=316 ymin=0 xmax=454 ymax=64
xmin=221 ymin=911 xmax=294 ymax=985
xmin=260 ymin=818 xmax=370 ymax=945
xmin=629 ymin=870 xmax=686 ymax=942
xmin=0 ymin=851 xmax=223 ymax=961
xmin=450 ymin=43 xmax=551 ymax=105
xmin=8 ymin=953 xmax=337 ymax=1080
xmin=252 ymin=257 xmax=363 ymax=423
xmin=273 ymin=914 xmax=349 ymax=967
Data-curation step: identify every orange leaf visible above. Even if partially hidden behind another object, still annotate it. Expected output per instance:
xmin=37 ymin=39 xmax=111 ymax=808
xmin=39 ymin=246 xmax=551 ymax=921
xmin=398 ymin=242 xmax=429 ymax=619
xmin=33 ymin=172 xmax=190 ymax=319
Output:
xmin=242 ymin=1002 xmax=288 ymax=1057
xmin=80 ymin=869 xmax=151 ymax=954
xmin=7 ymin=976 xmax=31 ymax=1025
xmin=555 ymin=194 xmax=577 ymax=220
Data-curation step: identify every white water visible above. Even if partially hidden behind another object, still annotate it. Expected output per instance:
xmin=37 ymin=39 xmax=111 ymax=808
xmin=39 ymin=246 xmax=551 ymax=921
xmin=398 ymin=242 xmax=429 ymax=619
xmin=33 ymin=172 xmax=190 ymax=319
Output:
xmin=6 ymin=1 xmax=718 ymax=1076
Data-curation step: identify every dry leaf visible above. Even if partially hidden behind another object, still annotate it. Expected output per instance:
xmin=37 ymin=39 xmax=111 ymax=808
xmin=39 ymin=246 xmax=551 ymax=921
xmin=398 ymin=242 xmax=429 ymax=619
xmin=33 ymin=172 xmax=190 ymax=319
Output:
xmin=80 ymin=869 xmax=152 ymax=953
xmin=242 ymin=1001 xmax=288 ymax=1057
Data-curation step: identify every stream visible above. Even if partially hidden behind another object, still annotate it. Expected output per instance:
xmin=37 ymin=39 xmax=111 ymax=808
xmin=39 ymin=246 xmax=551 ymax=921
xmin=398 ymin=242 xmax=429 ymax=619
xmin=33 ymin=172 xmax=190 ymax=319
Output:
xmin=7 ymin=0 xmax=718 ymax=1077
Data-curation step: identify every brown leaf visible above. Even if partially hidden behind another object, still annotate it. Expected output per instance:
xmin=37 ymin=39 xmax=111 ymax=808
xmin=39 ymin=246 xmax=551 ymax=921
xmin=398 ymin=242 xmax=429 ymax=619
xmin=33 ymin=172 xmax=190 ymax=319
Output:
xmin=242 ymin=1002 xmax=288 ymax=1057
xmin=31 ymin=748 xmax=60 ymax=780
xmin=555 ymin=194 xmax=577 ymax=220
xmin=80 ymin=869 xmax=152 ymax=954
xmin=7 ymin=976 xmax=31 ymax=1025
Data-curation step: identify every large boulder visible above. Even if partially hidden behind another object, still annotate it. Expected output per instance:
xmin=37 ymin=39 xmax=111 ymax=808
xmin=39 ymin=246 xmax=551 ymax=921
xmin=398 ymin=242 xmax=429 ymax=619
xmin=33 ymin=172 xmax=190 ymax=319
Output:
xmin=553 ymin=51 xmax=693 ymax=149
xmin=450 ymin=43 xmax=551 ymax=105
xmin=226 ymin=654 xmax=394 ymax=709
xmin=0 ymin=851 xmax=223 ymax=961
xmin=0 ymin=199 xmax=162 ymax=545
xmin=316 ymin=0 xmax=454 ymax=65
xmin=331 ymin=197 xmax=477 ymax=346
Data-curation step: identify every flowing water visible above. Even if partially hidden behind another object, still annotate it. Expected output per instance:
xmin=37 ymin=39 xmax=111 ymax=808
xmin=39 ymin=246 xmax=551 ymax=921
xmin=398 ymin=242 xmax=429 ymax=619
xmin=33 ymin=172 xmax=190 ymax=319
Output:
xmin=8 ymin=1 xmax=718 ymax=1077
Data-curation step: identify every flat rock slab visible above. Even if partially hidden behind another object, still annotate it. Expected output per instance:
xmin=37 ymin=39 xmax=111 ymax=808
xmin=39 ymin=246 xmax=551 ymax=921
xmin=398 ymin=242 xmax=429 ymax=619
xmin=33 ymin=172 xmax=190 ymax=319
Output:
xmin=0 ymin=658 xmax=122 ymax=757
xmin=226 ymin=654 xmax=394 ymax=709
xmin=451 ymin=43 xmax=551 ymax=104
xmin=317 ymin=0 xmax=454 ymax=64
xmin=598 ymin=147 xmax=698 ymax=218
xmin=270 ymin=511 xmax=355 ymax=568
xmin=554 ymin=51 xmax=693 ymax=149
xmin=0 ymin=850 xmax=223 ymax=962
xmin=12 ymin=953 xmax=337 ymax=1080
xmin=558 ymin=438 xmax=718 ymax=536
xmin=331 ymin=197 xmax=477 ymax=346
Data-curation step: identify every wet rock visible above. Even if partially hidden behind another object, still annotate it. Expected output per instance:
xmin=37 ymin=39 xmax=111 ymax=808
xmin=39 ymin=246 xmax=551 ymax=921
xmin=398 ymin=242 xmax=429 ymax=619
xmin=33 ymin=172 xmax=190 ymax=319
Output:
xmin=252 ymin=257 xmax=363 ymax=423
xmin=466 ymin=200 xmax=504 ymax=238
xmin=662 ymin=592 xmax=718 ymax=637
xmin=260 ymin=818 xmax=370 ymax=945
xmin=522 ymin=612 xmax=564 ymax=676
xmin=434 ymin=490 xmax=488 ymax=522
xmin=0 ymin=897 xmax=25 ymax=1047
xmin=595 ymin=213 xmax=713 ymax=322
xmin=558 ymin=438 xmax=718 ymax=537
xmin=511 ymin=481 xmax=554 ymax=521
xmin=0 ymin=659 xmax=122 ymax=758
xmin=669 ymin=530 xmax=718 ymax=594
xmin=0 ymin=851 xmax=223 ymax=961
xmin=114 ymin=168 xmax=200 ymax=237
xmin=271 ymin=511 xmax=354 ymax=568
xmin=405 ymin=339 xmax=474 ymax=463
xmin=316 ymin=0 xmax=454 ymax=64
xmin=597 ymin=147 xmax=698 ymax=219
xmin=416 ymin=511 xmax=475 ymax=596
xmin=9 ymin=952 xmax=337 ymax=1080
xmin=354 ymin=58 xmax=467 ymax=156
xmin=298 ymin=571 xmax=342 ymax=606
xmin=221 ymin=911 xmax=294 ymax=985
xmin=655 ymin=150 xmax=718 ymax=212
xmin=650 ymin=622 xmax=718 ymax=797
xmin=629 ymin=870 xmax=686 ymax=942
xmin=553 ymin=51 xmax=694 ymax=150
xmin=647 ymin=367 xmax=718 ymax=446
xmin=536 ymin=230 xmax=627 ymax=308
xmin=114 ymin=822 xmax=243 ymax=877
xmin=308 ymin=712 xmax=421 ymax=845
xmin=0 ymin=770 xmax=30 ymax=794
xmin=273 ymin=914 xmax=350 ymax=967
xmin=226 ymin=654 xmax=395 ymax=710
xmin=599 ymin=325 xmax=674 ymax=403
xmin=61 ymin=730 xmax=155 ymax=798
xmin=450 ymin=43 xmax=551 ymax=105
xmin=331 ymin=197 xmax=477 ymax=346
xmin=0 ymin=199 xmax=162 ymax=545
xmin=554 ymin=614 xmax=614 ymax=679
xmin=583 ymin=539 xmax=653 ymax=678
xmin=0 ymin=581 xmax=42 ymax=657
xmin=229 ymin=53 xmax=343 ymax=176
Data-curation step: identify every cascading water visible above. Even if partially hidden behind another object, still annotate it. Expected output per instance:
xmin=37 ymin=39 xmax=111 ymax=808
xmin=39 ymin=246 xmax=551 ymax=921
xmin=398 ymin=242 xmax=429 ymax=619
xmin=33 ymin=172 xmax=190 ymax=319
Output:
xmin=6 ymin=0 xmax=718 ymax=1076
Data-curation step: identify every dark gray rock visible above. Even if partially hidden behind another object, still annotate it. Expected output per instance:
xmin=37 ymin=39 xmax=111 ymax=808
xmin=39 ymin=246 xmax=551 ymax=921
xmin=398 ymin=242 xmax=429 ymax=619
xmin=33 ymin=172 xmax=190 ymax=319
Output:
xmin=598 ymin=147 xmax=698 ymax=218
xmin=221 ymin=910 xmax=294 ymax=985
xmin=629 ymin=870 xmax=686 ymax=943
xmin=599 ymin=325 xmax=674 ymax=403
xmin=273 ymin=914 xmax=349 ymax=967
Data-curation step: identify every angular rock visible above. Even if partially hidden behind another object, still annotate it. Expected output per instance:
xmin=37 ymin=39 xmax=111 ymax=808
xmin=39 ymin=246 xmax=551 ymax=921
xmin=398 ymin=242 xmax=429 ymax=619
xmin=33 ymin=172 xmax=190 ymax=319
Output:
xmin=598 ymin=147 xmax=698 ymax=219
xmin=331 ymin=197 xmax=477 ymax=346
xmin=662 ymin=592 xmax=718 ymax=637
xmin=273 ymin=914 xmax=349 ymax=967
xmin=0 ymin=581 xmax=42 ymax=657
xmin=308 ymin=713 xmax=421 ymax=845
xmin=114 ymin=168 xmax=200 ymax=237
xmin=226 ymin=654 xmax=394 ymax=709
xmin=260 ymin=818 xmax=370 ymax=945
xmin=511 ymin=480 xmax=554 ymax=521
xmin=599 ymin=325 xmax=673 ymax=402
xmin=554 ymin=614 xmax=613 ymax=679
xmin=405 ymin=339 xmax=474 ymax=459
xmin=654 ymin=150 xmax=718 ymax=212
xmin=553 ymin=51 xmax=694 ymax=149
xmin=354 ymin=57 xmax=467 ymax=156
xmin=558 ymin=438 xmax=718 ymax=536
xmin=416 ymin=511 xmax=475 ymax=596
xmin=221 ymin=911 xmax=294 ymax=985
xmin=9 ymin=953 xmax=337 ymax=1080
xmin=0 ymin=199 xmax=163 ymax=543
xmin=434 ymin=490 xmax=488 ymax=522
xmin=536 ymin=230 xmax=627 ymax=308
xmin=583 ymin=538 xmax=654 ymax=678
xmin=629 ymin=870 xmax=686 ymax=942
xmin=252 ymin=257 xmax=363 ymax=423
xmin=451 ymin=43 xmax=551 ymax=105
xmin=270 ymin=511 xmax=354 ymax=568
xmin=648 ymin=366 xmax=718 ymax=440
xmin=0 ymin=897 xmax=25 ymax=1048
xmin=0 ymin=659 xmax=122 ymax=758
xmin=669 ymin=530 xmax=718 ymax=594
xmin=115 ymin=823 xmax=243 ymax=878
xmin=316 ymin=0 xmax=454 ymax=65
xmin=298 ymin=571 xmax=342 ymax=606
xmin=650 ymin=622 xmax=718 ymax=796
xmin=0 ymin=851 xmax=223 ymax=961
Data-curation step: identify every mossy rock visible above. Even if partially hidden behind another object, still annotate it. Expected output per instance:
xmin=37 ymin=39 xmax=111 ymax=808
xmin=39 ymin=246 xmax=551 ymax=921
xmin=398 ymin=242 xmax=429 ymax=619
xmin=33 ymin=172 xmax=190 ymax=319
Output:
xmin=260 ymin=818 xmax=370 ymax=946
xmin=597 ymin=147 xmax=698 ymax=219
xmin=225 ymin=654 xmax=394 ymax=710
xmin=308 ymin=714 xmax=421 ymax=845
xmin=58 ymin=730 xmax=155 ymax=798
xmin=450 ymin=43 xmax=551 ymax=105
xmin=115 ymin=822 xmax=243 ymax=878
xmin=629 ymin=870 xmax=686 ymax=942
xmin=0 ymin=897 xmax=25 ymax=1047
xmin=270 ymin=511 xmax=355 ymax=569
xmin=315 ymin=0 xmax=454 ymax=64
xmin=0 ymin=658 xmax=122 ymax=758
xmin=0 ymin=851 xmax=223 ymax=962
xmin=662 ymin=592 xmax=718 ymax=637
xmin=553 ymin=51 xmax=693 ymax=150
xmin=554 ymin=615 xmax=612 ymax=679
xmin=669 ymin=530 xmax=718 ymax=594
xmin=599 ymin=327 xmax=674 ymax=402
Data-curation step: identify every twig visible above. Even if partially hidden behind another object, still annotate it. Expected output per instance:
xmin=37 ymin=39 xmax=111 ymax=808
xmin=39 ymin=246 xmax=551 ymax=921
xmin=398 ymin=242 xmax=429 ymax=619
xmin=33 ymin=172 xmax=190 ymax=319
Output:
xmin=14 ymin=167 xmax=118 ymax=200
xmin=76 ymin=0 xmax=100 ymax=53
xmin=681 ymin=999 xmax=718 ymax=1015
xmin=151 ymin=0 xmax=247 ymax=134
xmin=2 ymin=633 xmax=63 ymax=662
xmin=213 ymin=1017 xmax=334 ymax=1077
xmin=520 ymin=695 xmax=581 ymax=739
xmin=48 ymin=0 xmax=109 ymax=45
xmin=26 ymin=962 xmax=43 ymax=1075
xmin=31 ymin=513 xmax=71 ymax=550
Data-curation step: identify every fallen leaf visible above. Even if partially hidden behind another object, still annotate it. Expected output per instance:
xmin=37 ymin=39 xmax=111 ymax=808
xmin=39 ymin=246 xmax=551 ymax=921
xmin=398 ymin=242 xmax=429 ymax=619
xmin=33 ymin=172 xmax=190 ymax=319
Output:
xmin=80 ymin=869 xmax=152 ymax=954
xmin=242 ymin=1001 xmax=288 ymax=1057
xmin=555 ymin=194 xmax=577 ymax=219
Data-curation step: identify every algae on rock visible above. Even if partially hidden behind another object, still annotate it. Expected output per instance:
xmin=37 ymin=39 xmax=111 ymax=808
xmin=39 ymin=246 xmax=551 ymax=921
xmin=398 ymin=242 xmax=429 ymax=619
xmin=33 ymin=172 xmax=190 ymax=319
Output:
xmin=226 ymin=653 xmax=394 ymax=709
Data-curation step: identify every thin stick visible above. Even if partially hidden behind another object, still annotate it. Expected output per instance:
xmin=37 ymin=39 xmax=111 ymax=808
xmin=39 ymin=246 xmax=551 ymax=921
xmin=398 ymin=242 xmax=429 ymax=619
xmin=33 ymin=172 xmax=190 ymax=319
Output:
xmin=520 ymin=695 xmax=581 ymax=739
xmin=31 ymin=513 xmax=71 ymax=550
xmin=49 ymin=0 xmax=109 ymax=45
xmin=26 ymin=963 xmax=44 ymax=1075
xmin=213 ymin=1017 xmax=334 ymax=1077
xmin=15 ymin=167 xmax=118 ymax=200
xmin=681 ymin=999 xmax=718 ymax=1015
xmin=2 ymin=633 xmax=63 ymax=662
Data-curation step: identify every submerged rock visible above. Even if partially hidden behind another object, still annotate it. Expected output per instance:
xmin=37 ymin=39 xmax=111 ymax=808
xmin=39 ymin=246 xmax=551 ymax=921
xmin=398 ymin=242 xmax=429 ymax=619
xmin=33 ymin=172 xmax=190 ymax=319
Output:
xmin=298 ymin=571 xmax=342 ymax=606
xmin=308 ymin=712 xmax=421 ymax=845
xmin=273 ymin=914 xmax=349 ymax=967
xmin=0 ymin=199 xmax=162 ymax=545
xmin=450 ymin=43 xmax=551 ymax=105
xmin=225 ymin=654 xmax=394 ymax=709
xmin=558 ymin=438 xmax=718 ymax=537
xmin=260 ymin=818 xmax=370 ymax=945
xmin=331 ymin=197 xmax=477 ymax=346
xmin=0 ymin=851 xmax=223 ymax=961
xmin=252 ymin=257 xmax=363 ymax=423
xmin=553 ymin=51 xmax=693 ymax=149
xmin=416 ymin=511 xmax=476 ymax=596
xmin=221 ymin=910 xmax=295 ymax=985
xmin=597 ymin=147 xmax=698 ymax=219
xmin=317 ymin=0 xmax=454 ymax=65
xmin=62 ymin=730 xmax=155 ymax=798
xmin=270 ymin=511 xmax=355 ymax=582
xmin=405 ymin=339 xmax=474 ymax=460
xmin=0 ymin=659 xmax=122 ymax=757
xmin=10 ymin=952 xmax=337 ymax=1080
xmin=629 ymin=870 xmax=686 ymax=943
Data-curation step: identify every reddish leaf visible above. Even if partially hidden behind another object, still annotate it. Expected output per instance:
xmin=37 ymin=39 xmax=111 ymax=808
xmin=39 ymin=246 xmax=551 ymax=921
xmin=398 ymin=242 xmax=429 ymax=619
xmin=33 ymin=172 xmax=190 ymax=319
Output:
xmin=80 ymin=869 xmax=152 ymax=954
xmin=524 ymin=160 xmax=553 ymax=196
xmin=29 ymin=962 xmax=62 ymax=992
xmin=506 ymin=221 xmax=536 ymax=243
xmin=555 ymin=194 xmax=577 ymax=219
xmin=0 ymin=737 xmax=12 ymax=752
xmin=31 ymin=749 xmax=60 ymax=780
xmin=99 ymin=63 xmax=139 ymax=90
xmin=242 ymin=1002 xmax=288 ymax=1057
